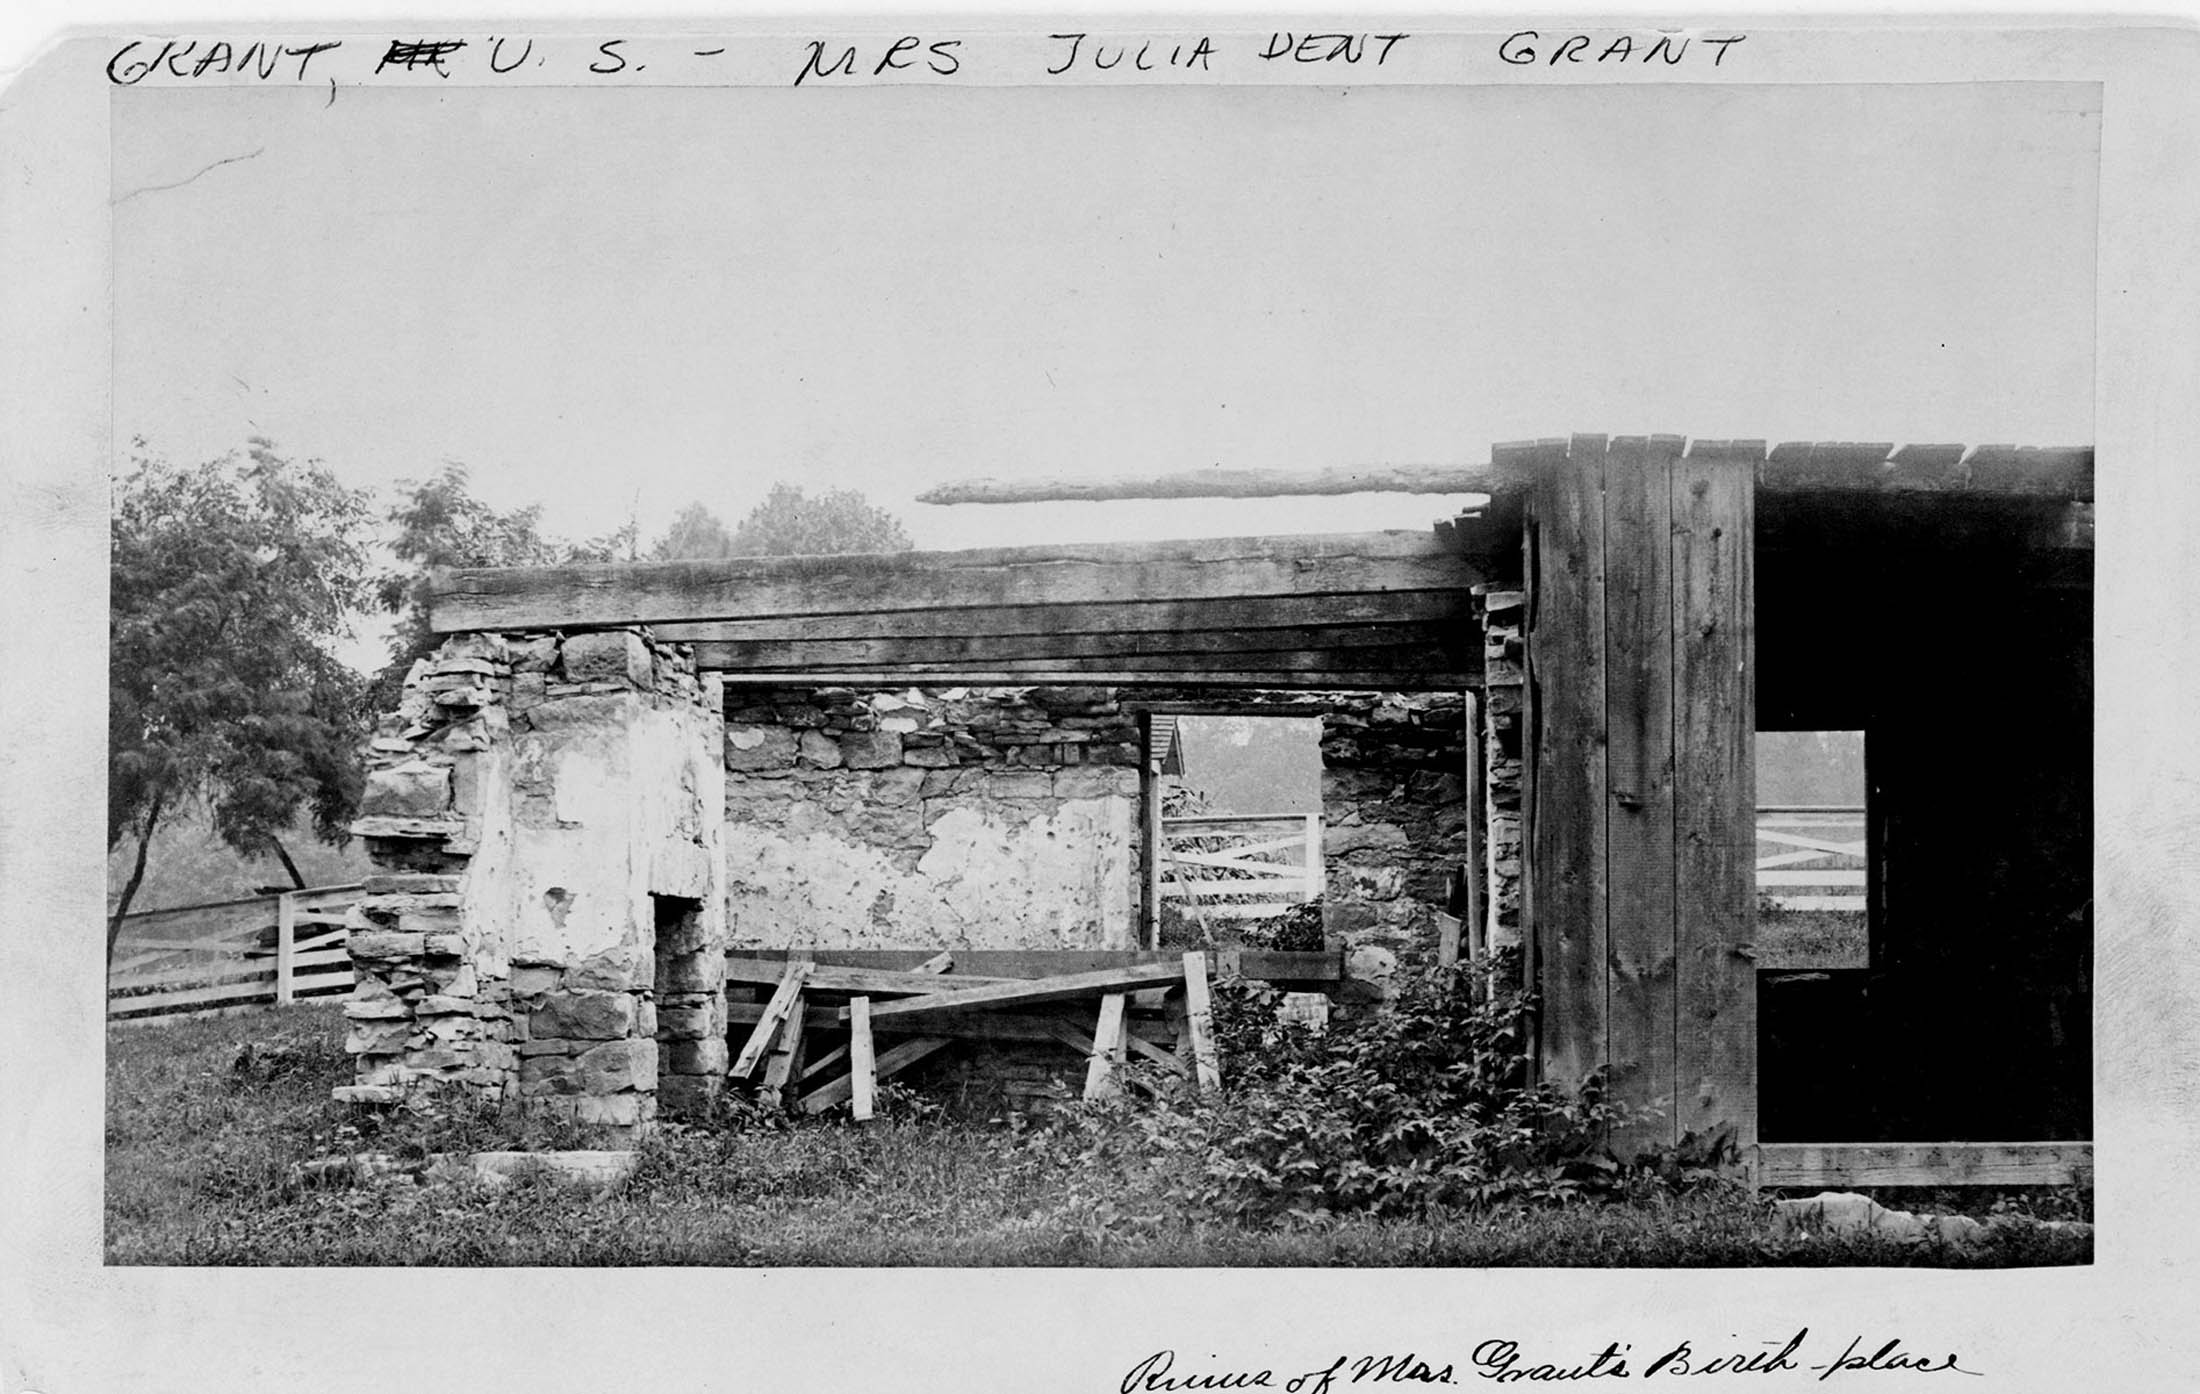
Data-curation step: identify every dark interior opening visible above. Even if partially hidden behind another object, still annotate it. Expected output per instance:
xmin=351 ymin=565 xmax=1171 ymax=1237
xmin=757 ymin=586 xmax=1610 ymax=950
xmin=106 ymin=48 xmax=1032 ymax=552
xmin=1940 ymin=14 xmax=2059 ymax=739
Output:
xmin=1754 ymin=518 xmax=2091 ymax=1144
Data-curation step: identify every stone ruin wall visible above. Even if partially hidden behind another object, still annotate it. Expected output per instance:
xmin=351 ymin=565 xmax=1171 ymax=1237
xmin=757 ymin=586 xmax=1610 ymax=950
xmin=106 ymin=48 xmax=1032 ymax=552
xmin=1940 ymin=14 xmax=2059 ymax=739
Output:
xmin=720 ymin=685 xmax=1143 ymax=951
xmin=341 ymin=627 xmax=727 ymax=1129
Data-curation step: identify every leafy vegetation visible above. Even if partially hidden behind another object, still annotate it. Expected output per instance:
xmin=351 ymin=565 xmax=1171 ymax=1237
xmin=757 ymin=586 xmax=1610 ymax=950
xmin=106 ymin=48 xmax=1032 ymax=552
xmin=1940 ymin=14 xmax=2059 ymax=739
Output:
xmin=107 ymin=999 xmax=2090 ymax=1268
xmin=108 ymin=440 xmax=375 ymax=948
xmin=650 ymin=483 xmax=914 ymax=561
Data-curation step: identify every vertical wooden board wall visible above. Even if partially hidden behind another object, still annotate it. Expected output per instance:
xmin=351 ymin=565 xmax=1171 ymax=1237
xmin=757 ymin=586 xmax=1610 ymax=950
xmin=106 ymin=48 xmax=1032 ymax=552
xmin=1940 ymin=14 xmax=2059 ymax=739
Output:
xmin=1671 ymin=440 xmax=1759 ymax=1148
xmin=1603 ymin=435 xmax=1683 ymax=1150
xmin=1525 ymin=435 xmax=1609 ymax=1090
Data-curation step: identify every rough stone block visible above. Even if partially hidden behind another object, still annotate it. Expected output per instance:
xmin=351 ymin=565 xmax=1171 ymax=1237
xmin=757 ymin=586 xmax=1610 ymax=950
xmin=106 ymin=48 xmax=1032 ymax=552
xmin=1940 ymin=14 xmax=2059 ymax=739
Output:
xmin=663 ymin=1038 xmax=727 ymax=1076
xmin=363 ymin=873 xmax=462 ymax=896
xmin=657 ymin=1074 xmax=721 ymax=1119
xmin=725 ymin=726 xmax=798 ymax=772
xmin=562 ymin=630 xmax=653 ymax=687
xmin=635 ymin=997 xmax=658 ymax=1038
xmin=520 ymin=1054 xmax=583 ymax=1095
xmin=656 ymin=952 xmax=721 ymax=993
xmin=567 ymin=943 xmax=646 ymax=992
xmin=331 ymin=1085 xmax=406 ymax=1106
xmin=652 ymin=840 xmax=713 ymax=900
xmin=871 ymin=766 xmax=925 ymax=807
xmin=577 ymin=1038 xmax=658 ymax=1095
xmin=1327 ymin=821 xmax=1410 ymax=856
xmin=654 ymin=1003 xmax=714 ymax=1040
xmin=343 ymin=999 xmax=410 ymax=1021
xmin=1053 ymin=767 xmax=1136 ymax=800
xmin=531 ymin=991 xmax=636 ymax=1041
xmin=840 ymin=731 xmax=902 ymax=769
xmin=510 ymin=964 xmax=563 ymax=998
xmin=574 ymin=1093 xmax=647 ymax=1127
xmin=901 ymin=744 xmax=956 ymax=769
xmin=348 ymin=931 xmax=426 ymax=962
xmin=983 ymin=771 xmax=1054 ymax=801
xmin=795 ymin=730 xmax=844 ymax=768
xmin=359 ymin=761 xmax=453 ymax=819
xmin=345 ymin=1020 xmax=413 ymax=1055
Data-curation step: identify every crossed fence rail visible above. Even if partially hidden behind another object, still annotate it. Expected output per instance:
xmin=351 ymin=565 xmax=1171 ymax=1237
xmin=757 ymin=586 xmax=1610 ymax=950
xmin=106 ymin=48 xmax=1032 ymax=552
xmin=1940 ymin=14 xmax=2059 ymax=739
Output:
xmin=107 ymin=883 xmax=360 ymax=1023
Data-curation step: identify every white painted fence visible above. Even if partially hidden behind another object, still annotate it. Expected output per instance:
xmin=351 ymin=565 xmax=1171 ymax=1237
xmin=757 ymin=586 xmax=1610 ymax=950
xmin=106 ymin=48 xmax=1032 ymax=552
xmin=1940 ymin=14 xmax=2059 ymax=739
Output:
xmin=107 ymin=883 xmax=359 ymax=1023
xmin=1159 ymin=812 xmax=1322 ymax=922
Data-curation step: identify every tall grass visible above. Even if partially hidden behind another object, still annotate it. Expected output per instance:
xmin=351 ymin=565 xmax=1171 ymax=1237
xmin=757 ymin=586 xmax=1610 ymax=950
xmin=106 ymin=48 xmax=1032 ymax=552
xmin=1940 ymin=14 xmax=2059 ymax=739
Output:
xmin=105 ymin=1005 xmax=2091 ymax=1268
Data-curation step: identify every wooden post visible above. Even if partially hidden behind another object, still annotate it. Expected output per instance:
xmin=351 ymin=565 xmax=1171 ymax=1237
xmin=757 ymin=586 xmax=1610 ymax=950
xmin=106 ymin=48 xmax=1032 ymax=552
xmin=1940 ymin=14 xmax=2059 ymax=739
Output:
xmin=1524 ymin=435 xmax=1608 ymax=1094
xmin=274 ymin=892 xmax=297 ymax=1007
xmin=1603 ymin=435 xmax=1683 ymax=1153
xmin=1141 ymin=724 xmax=1164 ymax=949
xmin=1084 ymin=993 xmax=1129 ymax=1099
xmin=1302 ymin=811 xmax=1322 ymax=902
xmin=849 ymin=996 xmax=877 ymax=1122
xmin=1672 ymin=440 xmax=1758 ymax=1151
xmin=1181 ymin=951 xmax=1221 ymax=1094
xmin=1463 ymin=688 xmax=1486 ymax=982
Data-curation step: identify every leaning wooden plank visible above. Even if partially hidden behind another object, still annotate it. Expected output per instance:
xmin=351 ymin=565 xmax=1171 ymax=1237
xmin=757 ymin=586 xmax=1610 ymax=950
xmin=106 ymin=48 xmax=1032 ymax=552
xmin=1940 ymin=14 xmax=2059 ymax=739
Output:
xmin=759 ymin=988 xmax=809 ymax=1103
xmin=797 ymin=1041 xmax=852 ymax=1086
xmin=1124 ymin=1026 xmax=1189 ymax=1077
xmin=730 ymin=962 xmax=811 ymax=1079
xmin=917 ymin=463 xmax=1504 ymax=506
xmin=799 ymin=1035 xmax=951 ymax=1115
xmin=1083 ymin=994 xmax=1130 ymax=1100
xmin=431 ymin=530 xmax=1474 ymax=633
xmin=1181 ymin=951 xmax=1222 ymax=1094
xmin=847 ymin=962 xmax=1190 ymax=1025
xmin=848 ymin=997 xmax=877 ymax=1123
xmin=1756 ymin=1142 xmax=2092 ymax=1189
xmin=912 ymin=950 xmax=953 ymax=974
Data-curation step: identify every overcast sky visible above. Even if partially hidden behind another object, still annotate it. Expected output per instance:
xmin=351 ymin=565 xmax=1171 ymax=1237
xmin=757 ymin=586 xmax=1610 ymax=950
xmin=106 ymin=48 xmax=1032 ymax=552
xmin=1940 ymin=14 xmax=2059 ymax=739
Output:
xmin=113 ymin=79 xmax=2098 ymax=574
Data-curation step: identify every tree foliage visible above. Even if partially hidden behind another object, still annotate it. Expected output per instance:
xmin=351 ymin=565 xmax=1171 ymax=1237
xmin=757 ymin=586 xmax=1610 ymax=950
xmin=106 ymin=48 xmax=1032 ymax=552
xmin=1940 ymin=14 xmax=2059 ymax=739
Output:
xmin=716 ymin=483 xmax=913 ymax=557
xmin=109 ymin=439 xmax=374 ymax=951
xmin=371 ymin=464 xmax=632 ymax=711
xmin=648 ymin=501 xmax=739 ymax=561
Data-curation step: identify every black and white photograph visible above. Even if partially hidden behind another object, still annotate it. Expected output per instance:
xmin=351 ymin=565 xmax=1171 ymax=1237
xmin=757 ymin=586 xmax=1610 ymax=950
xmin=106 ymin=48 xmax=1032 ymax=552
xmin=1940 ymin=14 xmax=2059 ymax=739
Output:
xmin=4 ymin=12 xmax=2198 ymax=1392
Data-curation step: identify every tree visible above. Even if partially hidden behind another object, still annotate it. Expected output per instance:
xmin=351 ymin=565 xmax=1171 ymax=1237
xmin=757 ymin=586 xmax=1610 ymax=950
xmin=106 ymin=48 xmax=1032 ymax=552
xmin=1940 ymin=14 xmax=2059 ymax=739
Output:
xmin=722 ymin=483 xmax=912 ymax=557
xmin=108 ymin=439 xmax=374 ymax=959
xmin=648 ymin=501 xmax=738 ymax=561
xmin=370 ymin=463 xmax=633 ymax=713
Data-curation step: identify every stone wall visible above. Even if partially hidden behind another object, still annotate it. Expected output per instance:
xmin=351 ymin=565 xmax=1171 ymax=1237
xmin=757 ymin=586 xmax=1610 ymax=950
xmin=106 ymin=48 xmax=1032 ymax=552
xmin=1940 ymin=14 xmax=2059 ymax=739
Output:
xmin=1316 ymin=692 xmax=1471 ymax=989
xmin=342 ymin=628 xmax=726 ymax=1129
xmin=720 ymin=686 xmax=1141 ymax=950
xmin=1475 ymin=584 xmax=1527 ymax=962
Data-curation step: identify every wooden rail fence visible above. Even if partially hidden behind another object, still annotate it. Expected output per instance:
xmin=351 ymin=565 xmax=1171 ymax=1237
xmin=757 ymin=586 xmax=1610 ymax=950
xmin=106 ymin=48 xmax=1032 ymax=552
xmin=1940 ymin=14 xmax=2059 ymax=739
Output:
xmin=1159 ymin=812 xmax=1322 ymax=922
xmin=107 ymin=884 xmax=360 ymax=1023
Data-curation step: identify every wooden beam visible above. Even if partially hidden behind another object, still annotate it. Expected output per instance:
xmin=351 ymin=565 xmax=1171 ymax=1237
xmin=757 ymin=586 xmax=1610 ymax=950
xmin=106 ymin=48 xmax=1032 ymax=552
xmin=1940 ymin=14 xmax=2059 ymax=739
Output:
xmin=1603 ymin=435 xmax=1682 ymax=1151
xmin=730 ymin=961 xmax=810 ymax=1078
xmin=431 ymin=531 xmax=1475 ymax=634
xmin=703 ymin=644 xmax=1476 ymax=679
xmin=725 ymin=946 xmax=1341 ymax=982
xmin=1755 ymin=1142 xmax=2091 ymax=1189
xmin=690 ymin=621 xmax=1468 ymax=670
xmin=1672 ymin=440 xmax=1758 ymax=1149
xmin=917 ymin=463 xmax=1504 ymax=505
xmin=847 ymin=961 xmax=1189 ymax=1025
xmin=799 ymin=1034 xmax=950 ymax=1115
xmin=713 ymin=667 xmax=1484 ymax=690
xmin=758 ymin=988 xmax=809 ymax=1105
xmin=659 ymin=589 xmax=1471 ymax=645
xmin=1527 ymin=435 xmax=1608 ymax=1091
xmin=723 ymin=960 xmax=1015 ymax=996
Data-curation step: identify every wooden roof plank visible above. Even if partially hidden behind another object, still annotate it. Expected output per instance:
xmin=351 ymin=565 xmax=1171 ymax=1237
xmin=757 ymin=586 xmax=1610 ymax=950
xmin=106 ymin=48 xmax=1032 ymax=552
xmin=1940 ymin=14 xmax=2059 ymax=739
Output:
xmin=431 ymin=530 xmax=1472 ymax=634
